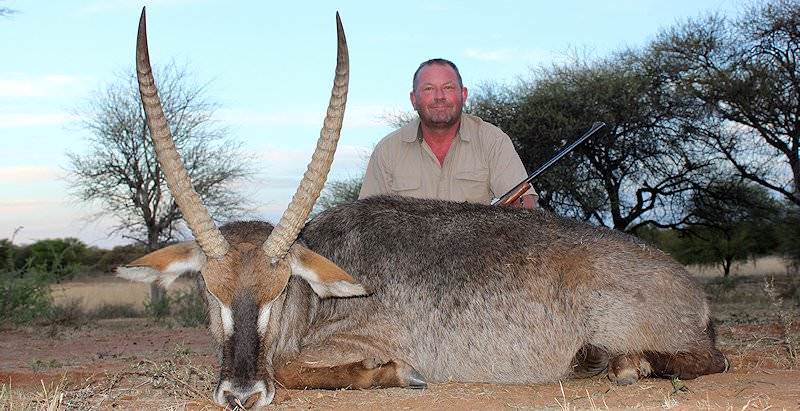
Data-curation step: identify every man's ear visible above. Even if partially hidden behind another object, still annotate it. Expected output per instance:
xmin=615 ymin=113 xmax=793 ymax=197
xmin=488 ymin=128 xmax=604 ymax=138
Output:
xmin=289 ymin=244 xmax=370 ymax=298
xmin=116 ymin=241 xmax=205 ymax=288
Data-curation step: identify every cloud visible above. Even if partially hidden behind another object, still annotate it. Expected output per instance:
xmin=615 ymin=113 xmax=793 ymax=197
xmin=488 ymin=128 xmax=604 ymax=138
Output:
xmin=0 ymin=74 xmax=83 ymax=98
xmin=0 ymin=166 xmax=62 ymax=183
xmin=0 ymin=112 xmax=77 ymax=128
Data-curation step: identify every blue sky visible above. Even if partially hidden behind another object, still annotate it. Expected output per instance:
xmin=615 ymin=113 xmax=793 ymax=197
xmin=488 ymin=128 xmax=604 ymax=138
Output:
xmin=1 ymin=0 xmax=745 ymax=247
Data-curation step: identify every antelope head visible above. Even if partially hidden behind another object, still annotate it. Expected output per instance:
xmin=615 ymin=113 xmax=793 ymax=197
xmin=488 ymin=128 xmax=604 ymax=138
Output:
xmin=117 ymin=8 xmax=364 ymax=408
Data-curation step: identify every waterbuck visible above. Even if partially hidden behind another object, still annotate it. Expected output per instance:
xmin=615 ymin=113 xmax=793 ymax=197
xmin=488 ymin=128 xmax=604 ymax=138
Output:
xmin=118 ymin=9 xmax=728 ymax=408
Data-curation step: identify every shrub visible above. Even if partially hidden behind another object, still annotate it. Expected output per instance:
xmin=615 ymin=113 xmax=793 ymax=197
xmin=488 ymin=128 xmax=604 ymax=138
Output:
xmin=90 ymin=303 xmax=142 ymax=319
xmin=0 ymin=266 xmax=53 ymax=325
xmin=171 ymin=290 xmax=207 ymax=327
xmin=144 ymin=292 xmax=172 ymax=321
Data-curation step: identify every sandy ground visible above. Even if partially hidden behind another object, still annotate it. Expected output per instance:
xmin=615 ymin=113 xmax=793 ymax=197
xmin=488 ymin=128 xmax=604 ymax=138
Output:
xmin=2 ymin=274 xmax=799 ymax=410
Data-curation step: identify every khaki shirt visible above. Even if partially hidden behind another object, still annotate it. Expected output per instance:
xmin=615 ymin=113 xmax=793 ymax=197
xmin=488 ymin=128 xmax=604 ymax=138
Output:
xmin=359 ymin=114 xmax=537 ymax=204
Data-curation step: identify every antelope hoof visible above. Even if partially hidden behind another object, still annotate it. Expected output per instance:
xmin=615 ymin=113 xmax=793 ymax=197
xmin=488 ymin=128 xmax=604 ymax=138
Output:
xmin=406 ymin=368 xmax=427 ymax=389
xmin=389 ymin=359 xmax=427 ymax=389
xmin=608 ymin=354 xmax=652 ymax=386
xmin=608 ymin=367 xmax=639 ymax=385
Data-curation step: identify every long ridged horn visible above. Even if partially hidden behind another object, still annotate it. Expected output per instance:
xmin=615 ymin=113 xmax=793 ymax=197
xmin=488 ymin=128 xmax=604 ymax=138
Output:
xmin=135 ymin=8 xmax=229 ymax=259
xmin=262 ymin=12 xmax=349 ymax=262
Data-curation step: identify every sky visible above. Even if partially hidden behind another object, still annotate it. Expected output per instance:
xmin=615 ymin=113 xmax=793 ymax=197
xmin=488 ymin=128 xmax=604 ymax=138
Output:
xmin=0 ymin=0 xmax=746 ymax=247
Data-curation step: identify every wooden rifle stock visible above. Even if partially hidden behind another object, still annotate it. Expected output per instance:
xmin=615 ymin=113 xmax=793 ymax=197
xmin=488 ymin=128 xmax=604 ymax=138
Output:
xmin=492 ymin=122 xmax=606 ymax=207
xmin=495 ymin=182 xmax=533 ymax=207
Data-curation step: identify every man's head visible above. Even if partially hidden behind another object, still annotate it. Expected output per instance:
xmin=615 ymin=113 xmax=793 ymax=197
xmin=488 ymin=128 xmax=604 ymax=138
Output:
xmin=410 ymin=58 xmax=468 ymax=129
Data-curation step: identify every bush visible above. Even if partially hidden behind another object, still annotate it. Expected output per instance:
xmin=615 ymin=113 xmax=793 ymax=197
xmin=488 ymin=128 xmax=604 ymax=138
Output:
xmin=45 ymin=298 xmax=87 ymax=327
xmin=0 ymin=266 xmax=53 ymax=325
xmin=90 ymin=303 xmax=142 ymax=319
xmin=144 ymin=292 xmax=172 ymax=321
xmin=90 ymin=244 xmax=149 ymax=274
xmin=143 ymin=289 xmax=207 ymax=327
xmin=171 ymin=290 xmax=207 ymax=327
xmin=26 ymin=238 xmax=88 ymax=282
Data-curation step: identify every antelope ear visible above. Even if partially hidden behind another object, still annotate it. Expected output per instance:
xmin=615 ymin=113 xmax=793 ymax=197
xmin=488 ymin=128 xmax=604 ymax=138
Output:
xmin=289 ymin=244 xmax=370 ymax=298
xmin=116 ymin=241 xmax=206 ymax=288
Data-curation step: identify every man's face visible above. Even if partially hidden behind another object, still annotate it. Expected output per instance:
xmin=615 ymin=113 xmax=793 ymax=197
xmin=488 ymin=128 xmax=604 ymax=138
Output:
xmin=410 ymin=64 xmax=468 ymax=129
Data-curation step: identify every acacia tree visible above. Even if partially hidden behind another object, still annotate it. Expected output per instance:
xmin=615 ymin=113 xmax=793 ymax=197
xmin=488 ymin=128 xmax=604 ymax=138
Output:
xmin=68 ymin=63 xmax=253 ymax=250
xmin=470 ymin=51 xmax=708 ymax=232
xmin=678 ymin=179 xmax=780 ymax=276
xmin=653 ymin=0 xmax=800 ymax=208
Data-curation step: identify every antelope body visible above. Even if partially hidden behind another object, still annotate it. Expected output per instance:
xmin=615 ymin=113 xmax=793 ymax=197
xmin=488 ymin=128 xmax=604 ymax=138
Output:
xmin=119 ymin=9 xmax=728 ymax=408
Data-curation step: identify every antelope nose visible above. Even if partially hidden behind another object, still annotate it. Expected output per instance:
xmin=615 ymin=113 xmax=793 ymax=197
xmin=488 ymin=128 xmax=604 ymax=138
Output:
xmin=225 ymin=390 xmax=262 ymax=409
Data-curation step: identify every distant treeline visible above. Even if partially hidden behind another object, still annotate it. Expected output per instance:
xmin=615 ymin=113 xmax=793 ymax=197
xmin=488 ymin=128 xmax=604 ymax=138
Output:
xmin=0 ymin=238 xmax=148 ymax=281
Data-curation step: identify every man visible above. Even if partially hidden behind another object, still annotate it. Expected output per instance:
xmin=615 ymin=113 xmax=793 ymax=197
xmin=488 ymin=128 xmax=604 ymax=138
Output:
xmin=359 ymin=58 xmax=537 ymax=208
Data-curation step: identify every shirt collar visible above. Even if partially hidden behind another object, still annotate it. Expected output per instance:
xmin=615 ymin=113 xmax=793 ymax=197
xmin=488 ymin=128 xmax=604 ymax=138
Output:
xmin=401 ymin=114 xmax=470 ymax=143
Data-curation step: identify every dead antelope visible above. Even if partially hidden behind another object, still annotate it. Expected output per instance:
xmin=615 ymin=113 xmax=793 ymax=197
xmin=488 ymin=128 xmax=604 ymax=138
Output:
xmin=119 ymin=9 xmax=729 ymax=408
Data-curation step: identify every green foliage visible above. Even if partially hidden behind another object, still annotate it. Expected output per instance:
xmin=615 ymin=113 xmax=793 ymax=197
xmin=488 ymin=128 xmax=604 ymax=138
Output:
xmin=25 ymin=238 xmax=88 ymax=281
xmin=0 ymin=265 xmax=54 ymax=325
xmin=45 ymin=298 xmax=87 ymax=327
xmin=144 ymin=292 xmax=172 ymax=321
xmin=144 ymin=288 xmax=207 ymax=327
xmin=171 ymin=290 xmax=207 ymax=327
xmin=678 ymin=180 xmax=781 ymax=276
xmin=89 ymin=303 xmax=141 ymax=319
xmin=775 ymin=205 xmax=800 ymax=264
xmin=469 ymin=49 xmax=703 ymax=232
xmin=90 ymin=244 xmax=148 ymax=274
xmin=313 ymin=177 xmax=363 ymax=216
xmin=652 ymin=0 xmax=800 ymax=208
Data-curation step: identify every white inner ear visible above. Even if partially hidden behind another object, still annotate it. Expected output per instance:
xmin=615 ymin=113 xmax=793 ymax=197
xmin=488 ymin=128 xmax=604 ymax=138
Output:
xmin=116 ymin=246 xmax=205 ymax=288
xmin=289 ymin=258 xmax=368 ymax=299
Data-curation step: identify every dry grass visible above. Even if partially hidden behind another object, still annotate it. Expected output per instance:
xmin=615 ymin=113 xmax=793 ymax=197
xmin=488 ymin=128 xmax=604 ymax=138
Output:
xmin=688 ymin=256 xmax=791 ymax=278
xmin=1 ymin=346 xmax=217 ymax=410
xmin=50 ymin=279 xmax=194 ymax=311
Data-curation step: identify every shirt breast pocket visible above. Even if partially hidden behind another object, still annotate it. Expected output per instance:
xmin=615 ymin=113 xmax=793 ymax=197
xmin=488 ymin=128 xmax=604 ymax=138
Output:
xmin=454 ymin=168 xmax=490 ymax=202
xmin=390 ymin=173 xmax=421 ymax=194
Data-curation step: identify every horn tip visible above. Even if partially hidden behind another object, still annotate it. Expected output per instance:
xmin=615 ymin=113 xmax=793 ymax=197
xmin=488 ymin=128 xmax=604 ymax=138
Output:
xmin=136 ymin=7 xmax=150 ymax=67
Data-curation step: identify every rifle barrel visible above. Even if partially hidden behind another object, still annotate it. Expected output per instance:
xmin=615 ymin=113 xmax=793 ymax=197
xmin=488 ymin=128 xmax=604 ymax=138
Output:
xmin=492 ymin=122 xmax=606 ymax=206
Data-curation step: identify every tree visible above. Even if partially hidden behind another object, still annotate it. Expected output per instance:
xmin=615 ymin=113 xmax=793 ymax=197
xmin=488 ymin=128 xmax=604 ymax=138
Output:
xmin=653 ymin=0 xmax=800 ymax=208
xmin=68 ymin=63 xmax=253 ymax=250
xmin=470 ymin=50 xmax=707 ymax=232
xmin=313 ymin=177 xmax=362 ymax=216
xmin=678 ymin=179 xmax=780 ymax=276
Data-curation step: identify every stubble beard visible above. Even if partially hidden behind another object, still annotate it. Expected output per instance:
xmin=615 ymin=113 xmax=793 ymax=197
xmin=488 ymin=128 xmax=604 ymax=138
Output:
xmin=417 ymin=105 xmax=461 ymax=129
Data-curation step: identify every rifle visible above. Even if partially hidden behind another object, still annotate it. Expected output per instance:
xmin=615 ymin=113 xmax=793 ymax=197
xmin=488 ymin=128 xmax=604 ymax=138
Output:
xmin=491 ymin=122 xmax=606 ymax=207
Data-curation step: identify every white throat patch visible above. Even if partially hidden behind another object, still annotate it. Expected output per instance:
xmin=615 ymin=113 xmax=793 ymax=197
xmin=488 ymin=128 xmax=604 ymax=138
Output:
xmin=257 ymin=302 xmax=273 ymax=335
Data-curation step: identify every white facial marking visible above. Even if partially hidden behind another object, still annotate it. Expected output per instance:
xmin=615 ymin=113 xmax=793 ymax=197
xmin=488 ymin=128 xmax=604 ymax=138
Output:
xmin=257 ymin=302 xmax=273 ymax=335
xmin=219 ymin=301 xmax=234 ymax=337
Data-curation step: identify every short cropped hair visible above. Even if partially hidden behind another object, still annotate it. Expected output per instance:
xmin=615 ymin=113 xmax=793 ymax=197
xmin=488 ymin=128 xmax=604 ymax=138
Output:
xmin=412 ymin=58 xmax=463 ymax=91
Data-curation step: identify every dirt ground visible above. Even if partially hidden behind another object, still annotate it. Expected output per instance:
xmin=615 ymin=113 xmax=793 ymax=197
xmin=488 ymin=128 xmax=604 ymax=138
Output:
xmin=2 ymin=274 xmax=799 ymax=410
